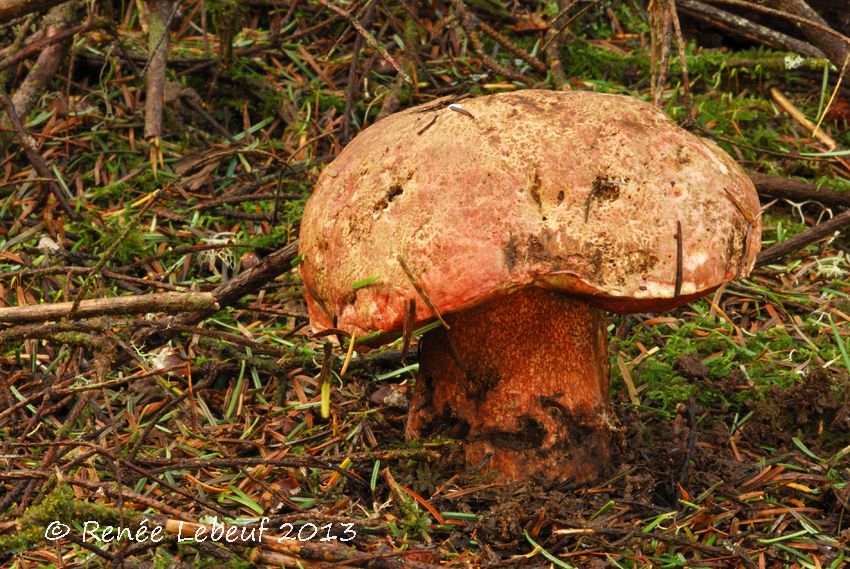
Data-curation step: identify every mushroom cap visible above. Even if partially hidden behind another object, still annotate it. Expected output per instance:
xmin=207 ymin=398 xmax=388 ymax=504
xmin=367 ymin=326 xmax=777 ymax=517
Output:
xmin=299 ymin=90 xmax=761 ymax=337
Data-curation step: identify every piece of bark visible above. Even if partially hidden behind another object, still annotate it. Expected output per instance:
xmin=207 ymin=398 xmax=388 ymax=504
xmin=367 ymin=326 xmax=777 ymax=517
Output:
xmin=749 ymin=172 xmax=850 ymax=209
xmin=677 ymin=0 xmax=823 ymax=58
xmin=756 ymin=208 xmax=850 ymax=266
xmin=0 ymin=292 xmax=218 ymax=324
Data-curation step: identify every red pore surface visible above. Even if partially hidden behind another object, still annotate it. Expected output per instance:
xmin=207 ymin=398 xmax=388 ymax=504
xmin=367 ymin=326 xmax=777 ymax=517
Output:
xmin=299 ymin=90 xmax=761 ymax=337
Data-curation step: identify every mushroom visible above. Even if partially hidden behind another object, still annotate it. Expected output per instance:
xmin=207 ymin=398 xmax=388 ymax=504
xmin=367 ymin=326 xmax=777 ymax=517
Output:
xmin=299 ymin=90 xmax=761 ymax=481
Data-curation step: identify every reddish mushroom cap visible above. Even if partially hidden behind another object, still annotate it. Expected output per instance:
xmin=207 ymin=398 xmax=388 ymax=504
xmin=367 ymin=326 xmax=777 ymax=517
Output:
xmin=299 ymin=90 xmax=761 ymax=337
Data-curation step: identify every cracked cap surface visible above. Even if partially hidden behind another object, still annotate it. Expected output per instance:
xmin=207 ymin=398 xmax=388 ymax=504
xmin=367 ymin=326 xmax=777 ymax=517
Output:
xmin=299 ymin=90 xmax=762 ymax=337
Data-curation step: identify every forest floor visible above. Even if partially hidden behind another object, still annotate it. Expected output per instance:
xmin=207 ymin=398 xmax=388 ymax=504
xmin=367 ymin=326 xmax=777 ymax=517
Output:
xmin=0 ymin=1 xmax=849 ymax=568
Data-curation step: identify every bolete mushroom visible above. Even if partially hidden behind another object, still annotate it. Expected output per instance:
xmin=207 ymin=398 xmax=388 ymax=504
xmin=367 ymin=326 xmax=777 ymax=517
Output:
xmin=299 ymin=90 xmax=761 ymax=481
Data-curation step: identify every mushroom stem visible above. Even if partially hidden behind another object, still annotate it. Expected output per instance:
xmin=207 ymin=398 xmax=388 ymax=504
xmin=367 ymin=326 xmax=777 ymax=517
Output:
xmin=406 ymin=287 xmax=614 ymax=481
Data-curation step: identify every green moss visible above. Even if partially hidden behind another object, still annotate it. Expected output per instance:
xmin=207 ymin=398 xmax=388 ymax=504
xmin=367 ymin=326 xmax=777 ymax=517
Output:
xmin=610 ymin=297 xmax=842 ymax=421
xmin=0 ymin=484 xmax=132 ymax=553
xmin=560 ymin=41 xmax=648 ymax=85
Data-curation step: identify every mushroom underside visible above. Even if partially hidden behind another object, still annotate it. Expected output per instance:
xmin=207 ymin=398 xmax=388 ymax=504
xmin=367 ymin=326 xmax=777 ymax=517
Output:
xmin=406 ymin=287 xmax=616 ymax=481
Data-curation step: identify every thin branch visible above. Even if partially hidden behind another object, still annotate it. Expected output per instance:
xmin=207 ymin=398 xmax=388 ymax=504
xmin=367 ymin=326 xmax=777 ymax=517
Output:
xmin=478 ymin=20 xmax=547 ymax=73
xmin=0 ymin=15 xmax=100 ymax=71
xmin=143 ymin=0 xmax=175 ymax=173
xmin=676 ymin=0 xmax=823 ymax=58
xmin=767 ymin=0 xmax=849 ymax=70
xmin=0 ymin=94 xmax=80 ymax=220
xmin=316 ymin=0 xmax=411 ymax=84
xmin=0 ymin=292 xmax=219 ymax=324
xmin=7 ymin=1 xmax=80 ymax=122
xmin=451 ymin=0 xmax=533 ymax=85
xmin=700 ymin=0 xmax=850 ymax=68
xmin=145 ymin=240 xmax=301 ymax=341
xmin=748 ymin=172 xmax=850 ymax=209
xmin=756 ymin=208 xmax=850 ymax=267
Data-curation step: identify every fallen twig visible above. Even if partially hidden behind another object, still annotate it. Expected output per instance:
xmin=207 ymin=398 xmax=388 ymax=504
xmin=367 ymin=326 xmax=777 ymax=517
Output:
xmin=149 ymin=240 xmax=300 ymax=339
xmin=0 ymin=292 xmax=218 ymax=324
xmin=451 ymin=0 xmax=533 ymax=85
xmin=0 ymin=93 xmax=80 ymax=220
xmin=649 ymin=0 xmax=674 ymax=106
xmin=69 ymin=189 xmax=163 ymax=314
xmin=160 ymin=518 xmax=441 ymax=569
xmin=144 ymin=0 xmax=174 ymax=173
xmin=700 ymin=0 xmax=850 ymax=69
xmin=0 ymin=319 xmax=106 ymax=348
xmin=756 ymin=208 xmax=850 ymax=266
xmin=770 ymin=87 xmax=838 ymax=150
xmin=341 ymin=0 xmax=377 ymax=142
xmin=478 ymin=19 xmax=547 ymax=73
xmin=676 ymin=0 xmax=823 ymax=58
xmin=0 ymin=13 xmax=100 ymax=71
xmin=748 ymin=172 xmax=850 ymax=209
xmin=316 ymin=0 xmax=411 ymax=85
xmin=767 ymin=0 xmax=849 ymax=71
xmin=5 ymin=2 xmax=80 ymax=121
